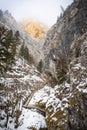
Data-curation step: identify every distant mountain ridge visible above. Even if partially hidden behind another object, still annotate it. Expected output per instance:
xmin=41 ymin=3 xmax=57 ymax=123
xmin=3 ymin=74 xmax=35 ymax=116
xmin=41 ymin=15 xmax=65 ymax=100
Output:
xmin=0 ymin=10 xmax=45 ymax=64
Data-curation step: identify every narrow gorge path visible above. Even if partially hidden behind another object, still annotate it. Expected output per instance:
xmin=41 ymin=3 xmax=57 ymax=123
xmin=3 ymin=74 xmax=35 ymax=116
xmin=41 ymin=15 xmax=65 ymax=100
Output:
xmin=23 ymin=83 xmax=46 ymax=116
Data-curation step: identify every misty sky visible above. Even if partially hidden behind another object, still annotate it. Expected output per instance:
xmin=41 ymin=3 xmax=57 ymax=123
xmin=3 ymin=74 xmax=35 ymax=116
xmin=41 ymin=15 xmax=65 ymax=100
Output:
xmin=0 ymin=0 xmax=73 ymax=27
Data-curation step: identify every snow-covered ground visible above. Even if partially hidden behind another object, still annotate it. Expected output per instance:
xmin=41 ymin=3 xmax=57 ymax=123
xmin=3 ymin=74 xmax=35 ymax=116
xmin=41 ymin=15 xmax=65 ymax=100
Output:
xmin=0 ymin=58 xmax=46 ymax=130
xmin=29 ymin=85 xmax=54 ymax=105
xmin=17 ymin=108 xmax=47 ymax=130
xmin=0 ymin=108 xmax=46 ymax=130
xmin=0 ymin=57 xmax=87 ymax=130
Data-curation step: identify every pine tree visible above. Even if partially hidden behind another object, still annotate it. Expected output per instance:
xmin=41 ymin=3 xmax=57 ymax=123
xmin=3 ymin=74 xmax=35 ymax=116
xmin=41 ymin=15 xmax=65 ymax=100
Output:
xmin=19 ymin=44 xmax=34 ymax=64
xmin=14 ymin=31 xmax=20 ymax=45
xmin=0 ymin=26 xmax=20 ymax=75
xmin=37 ymin=59 xmax=43 ymax=73
xmin=19 ymin=44 xmax=25 ymax=57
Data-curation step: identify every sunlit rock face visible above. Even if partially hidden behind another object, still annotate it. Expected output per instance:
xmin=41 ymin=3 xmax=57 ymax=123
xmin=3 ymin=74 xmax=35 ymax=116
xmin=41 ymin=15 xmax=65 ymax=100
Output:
xmin=22 ymin=20 xmax=48 ymax=40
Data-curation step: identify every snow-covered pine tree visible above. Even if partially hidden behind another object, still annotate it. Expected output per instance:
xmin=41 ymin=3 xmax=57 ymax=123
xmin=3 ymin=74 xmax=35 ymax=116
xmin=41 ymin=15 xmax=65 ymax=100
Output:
xmin=0 ymin=26 xmax=20 ymax=75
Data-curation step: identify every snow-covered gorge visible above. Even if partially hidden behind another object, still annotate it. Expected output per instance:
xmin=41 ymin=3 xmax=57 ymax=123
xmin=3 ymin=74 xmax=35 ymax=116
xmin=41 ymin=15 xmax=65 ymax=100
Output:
xmin=0 ymin=0 xmax=87 ymax=130
xmin=0 ymin=54 xmax=87 ymax=130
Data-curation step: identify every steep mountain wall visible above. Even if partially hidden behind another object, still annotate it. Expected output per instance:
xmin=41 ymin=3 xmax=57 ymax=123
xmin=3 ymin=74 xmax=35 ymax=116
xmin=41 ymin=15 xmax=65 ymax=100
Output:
xmin=43 ymin=0 xmax=87 ymax=81
xmin=41 ymin=0 xmax=87 ymax=129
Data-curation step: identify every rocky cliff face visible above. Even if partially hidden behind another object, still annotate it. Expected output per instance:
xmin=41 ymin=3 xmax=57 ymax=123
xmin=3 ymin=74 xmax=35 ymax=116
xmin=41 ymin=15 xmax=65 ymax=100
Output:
xmin=43 ymin=0 xmax=87 ymax=80
xmin=41 ymin=0 xmax=87 ymax=129
xmin=45 ymin=34 xmax=87 ymax=130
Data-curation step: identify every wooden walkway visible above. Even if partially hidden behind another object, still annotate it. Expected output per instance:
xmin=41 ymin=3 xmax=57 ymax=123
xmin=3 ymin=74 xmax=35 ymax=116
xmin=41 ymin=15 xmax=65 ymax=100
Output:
xmin=24 ymin=92 xmax=34 ymax=107
xmin=23 ymin=105 xmax=46 ymax=116
xmin=23 ymin=87 xmax=46 ymax=116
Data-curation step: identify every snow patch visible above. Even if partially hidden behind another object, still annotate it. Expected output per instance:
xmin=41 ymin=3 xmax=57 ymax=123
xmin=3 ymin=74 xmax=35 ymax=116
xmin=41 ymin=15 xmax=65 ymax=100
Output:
xmin=17 ymin=108 xmax=47 ymax=130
